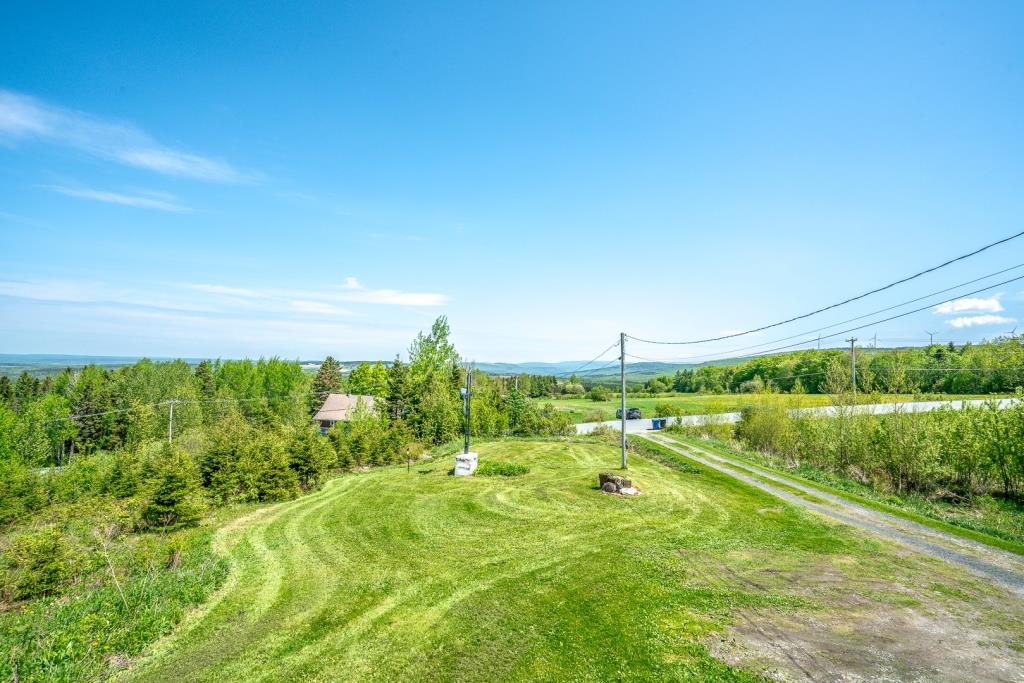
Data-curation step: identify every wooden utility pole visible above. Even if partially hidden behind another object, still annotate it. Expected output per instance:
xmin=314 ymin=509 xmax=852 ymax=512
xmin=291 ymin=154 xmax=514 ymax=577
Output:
xmin=167 ymin=399 xmax=175 ymax=444
xmin=846 ymin=338 xmax=857 ymax=396
xmin=620 ymin=332 xmax=627 ymax=469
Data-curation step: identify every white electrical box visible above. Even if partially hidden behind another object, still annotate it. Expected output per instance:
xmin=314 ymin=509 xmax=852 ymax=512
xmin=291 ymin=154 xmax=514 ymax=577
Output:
xmin=454 ymin=452 xmax=478 ymax=476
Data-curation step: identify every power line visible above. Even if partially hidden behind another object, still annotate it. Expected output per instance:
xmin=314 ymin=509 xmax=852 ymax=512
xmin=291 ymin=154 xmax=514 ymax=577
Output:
xmin=571 ymin=359 xmax=621 ymax=377
xmin=628 ymin=231 xmax=1024 ymax=346
xmin=625 ymin=266 xmax=1024 ymax=365
xmin=555 ymin=340 xmax=620 ymax=377
xmin=721 ymin=273 xmax=1024 ymax=360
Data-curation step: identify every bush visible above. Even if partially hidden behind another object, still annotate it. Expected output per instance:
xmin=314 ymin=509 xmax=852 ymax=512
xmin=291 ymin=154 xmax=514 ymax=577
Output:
xmin=654 ymin=402 xmax=679 ymax=418
xmin=588 ymin=386 xmax=610 ymax=402
xmin=4 ymin=527 xmax=76 ymax=600
xmin=475 ymin=460 xmax=529 ymax=477
xmin=735 ymin=404 xmax=795 ymax=456
xmin=287 ymin=426 xmax=334 ymax=489
xmin=254 ymin=445 xmax=300 ymax=502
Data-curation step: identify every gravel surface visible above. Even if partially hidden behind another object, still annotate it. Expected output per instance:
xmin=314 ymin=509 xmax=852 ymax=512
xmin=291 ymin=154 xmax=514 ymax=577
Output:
xmin=643 ymin=432 xmax=1024 ymax=596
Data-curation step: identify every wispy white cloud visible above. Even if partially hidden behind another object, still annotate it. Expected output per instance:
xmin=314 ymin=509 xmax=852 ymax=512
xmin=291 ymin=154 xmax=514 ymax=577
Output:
xmin=290 ymin=300 xmax=353 ymax=316
xmin=329 ymin=277 xmax=448 ymax=305
xmin=0 ymin=279 xmax=221 ymax=313
xmin=934 ymin=296 xmax=1003 ymax=315
xmin=0 ymin=273 xmax=447 ymax=326
xmin=182 ymin=283 xmax=263 ymax=298
xmin=946 ymin=314 xmax=1016 ymax=329
xmin=183 ymin=279 xmax=448 ymax=308
xmin=0 ymin=89 xmax=255 ymax=183
xmin=40 ymin=185 xmax=189 ymax=212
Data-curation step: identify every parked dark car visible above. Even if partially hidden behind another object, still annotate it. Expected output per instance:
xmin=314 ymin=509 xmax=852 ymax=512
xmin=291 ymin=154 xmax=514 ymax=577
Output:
xmin=616 ymin=407 xmax=642 ymax=420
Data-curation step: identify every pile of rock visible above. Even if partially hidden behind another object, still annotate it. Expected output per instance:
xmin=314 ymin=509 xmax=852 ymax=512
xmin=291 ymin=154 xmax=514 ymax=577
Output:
xmin=599 ymin=472 xmax=640 ymax=496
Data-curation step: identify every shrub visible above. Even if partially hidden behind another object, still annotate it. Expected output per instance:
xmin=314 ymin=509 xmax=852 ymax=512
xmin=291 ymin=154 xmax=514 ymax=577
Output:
xmin=475 ymin=460 xmax=529 ymax=477
xmin=287 ymin=426 xmax=334 ymax=489
xmin=140 ymin=447 xmax=205 ymax=531
xmin=654 ymin=402 xmax=679 ymax=418
xmin=588 ymin=386 xmax=610 ymax=402
xmin=4 ymin=527 xmax=76 ymax=600
xmin=735 ymin=404 xmax=795 ymax=455
xmin=252 ymin=437 xmax=300 ymax=502
xmin=105 ymin=448 xmax=142 ymax=498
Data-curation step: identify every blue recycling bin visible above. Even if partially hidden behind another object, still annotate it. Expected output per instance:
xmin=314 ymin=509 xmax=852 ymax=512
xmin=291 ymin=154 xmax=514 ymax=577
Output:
xmin=652 ymin=418 xmax=664 ymax=430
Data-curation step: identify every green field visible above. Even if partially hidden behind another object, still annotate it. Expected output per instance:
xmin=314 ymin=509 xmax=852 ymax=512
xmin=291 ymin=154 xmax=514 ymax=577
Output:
xmin=124 ymin=439 xmax=1022 ymax=682
xmin=535 ymin=392 xmax=1008 ymax=423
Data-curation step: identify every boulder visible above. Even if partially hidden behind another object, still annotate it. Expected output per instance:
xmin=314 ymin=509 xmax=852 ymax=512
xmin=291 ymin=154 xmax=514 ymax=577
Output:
xmin=601 ymin=482 xmax=618 ymax=494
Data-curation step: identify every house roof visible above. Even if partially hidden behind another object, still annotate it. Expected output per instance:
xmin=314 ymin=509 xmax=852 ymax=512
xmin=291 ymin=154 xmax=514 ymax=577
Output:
xmin=314 ymin=393 xmax=376 ymax=422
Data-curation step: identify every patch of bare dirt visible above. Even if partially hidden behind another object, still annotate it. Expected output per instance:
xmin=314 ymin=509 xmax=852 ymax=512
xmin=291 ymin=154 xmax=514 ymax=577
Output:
xmin=709 ymin=564 xmax=1024 ymax=682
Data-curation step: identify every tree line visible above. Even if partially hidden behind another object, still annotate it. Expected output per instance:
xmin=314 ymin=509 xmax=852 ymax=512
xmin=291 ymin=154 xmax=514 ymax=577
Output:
xmin=644 ymin=338 xmax=1024 ymax=395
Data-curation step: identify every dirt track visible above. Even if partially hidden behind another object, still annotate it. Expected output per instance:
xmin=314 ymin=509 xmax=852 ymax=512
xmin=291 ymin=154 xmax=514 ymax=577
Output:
xmin=642 ymin=432 xmax=1024 ymax=595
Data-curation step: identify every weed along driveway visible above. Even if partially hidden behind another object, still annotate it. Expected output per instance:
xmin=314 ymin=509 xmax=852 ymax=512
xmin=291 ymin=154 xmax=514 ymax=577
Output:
xmin=124 ymin=440 xmax=1024 ymax=683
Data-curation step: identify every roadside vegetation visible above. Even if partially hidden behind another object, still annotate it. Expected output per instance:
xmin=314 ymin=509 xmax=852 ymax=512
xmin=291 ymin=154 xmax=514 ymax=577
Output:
xmin=664 ymin=378 xmax=1024 ymax=547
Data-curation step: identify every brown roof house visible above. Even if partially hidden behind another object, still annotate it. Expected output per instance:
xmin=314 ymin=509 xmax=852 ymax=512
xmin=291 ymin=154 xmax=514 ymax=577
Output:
xmin=314 ymin=393 xmax=376 ymax=434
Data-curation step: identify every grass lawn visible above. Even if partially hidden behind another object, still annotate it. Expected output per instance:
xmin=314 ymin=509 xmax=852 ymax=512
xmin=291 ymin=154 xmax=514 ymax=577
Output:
xmin=535 ymin=392 xmax=1009 ymax=423
xmin=124 ymin=439 xmax=1023 ymax=682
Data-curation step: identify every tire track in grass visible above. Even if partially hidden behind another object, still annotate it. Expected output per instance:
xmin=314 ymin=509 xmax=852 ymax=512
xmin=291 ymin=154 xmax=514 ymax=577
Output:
xmin=130 ymin=440 xmax=855 ymax=682
xmin=261 ymin=444 xmax=722 ymax=679
xmin=127 ymin=476 xmax=363 ymax=682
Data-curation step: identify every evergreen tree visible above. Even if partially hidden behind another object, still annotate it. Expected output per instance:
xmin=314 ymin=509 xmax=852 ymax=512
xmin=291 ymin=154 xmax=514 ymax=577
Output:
xmin=14 ymin=371 xmax=40 ymax=410
xmin=194 ymin=359 xmax=217 ymax=399
xmin=201 ymin=413 xmax=248 ymax=502
xmin=254 ymin=437 xmax=300 ymax=501
xmin=383 ymin=356 xmax=411 ymax=420
xmin=0 ymin=375 xmax=12 ymax=404
xmin=311 ymin=356 xmax=343 ymax=413
xmin=72 ymin=365 xmax=114 ymax=453
xmin=327 ymin=422 xmax=355 ymax=470
xmin=287 ymin=426 xmax=334 ymax=489
xmin=141 ymin=446 xmax=205 ymax=530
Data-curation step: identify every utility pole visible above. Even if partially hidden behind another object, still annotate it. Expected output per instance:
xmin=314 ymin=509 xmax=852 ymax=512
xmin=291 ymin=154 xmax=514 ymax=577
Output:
xmin=846 ymin=338 xmax=857 ymax=396
xmin=926 ymin=331 xmax=936 ymax=346
xmin=872 ymin=333 xmax=877 ymax=349
xmin=167 ymin=399 xmax=175 ymax=444
xmin=620 ymin=332 xmax=627 ymax=469
xmin=817 ymin=335 xmax=821 ymax=351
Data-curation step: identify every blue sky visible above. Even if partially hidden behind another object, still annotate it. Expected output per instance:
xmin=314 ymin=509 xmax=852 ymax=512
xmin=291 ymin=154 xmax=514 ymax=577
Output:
xmin=1 ymin=1 xmax=1023 ymax=362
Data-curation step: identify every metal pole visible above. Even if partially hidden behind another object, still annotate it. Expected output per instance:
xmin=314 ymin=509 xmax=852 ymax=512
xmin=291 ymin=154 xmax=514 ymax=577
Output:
xmin=846 ymin=338 xmax=857 ymax=397
xmin=167 ymin=399 xmax=175 ymax=444
xmin=620 ymin=332 xmax=627 ymax=469
xmin=463 ymin=364 xmax=472 ymax=455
